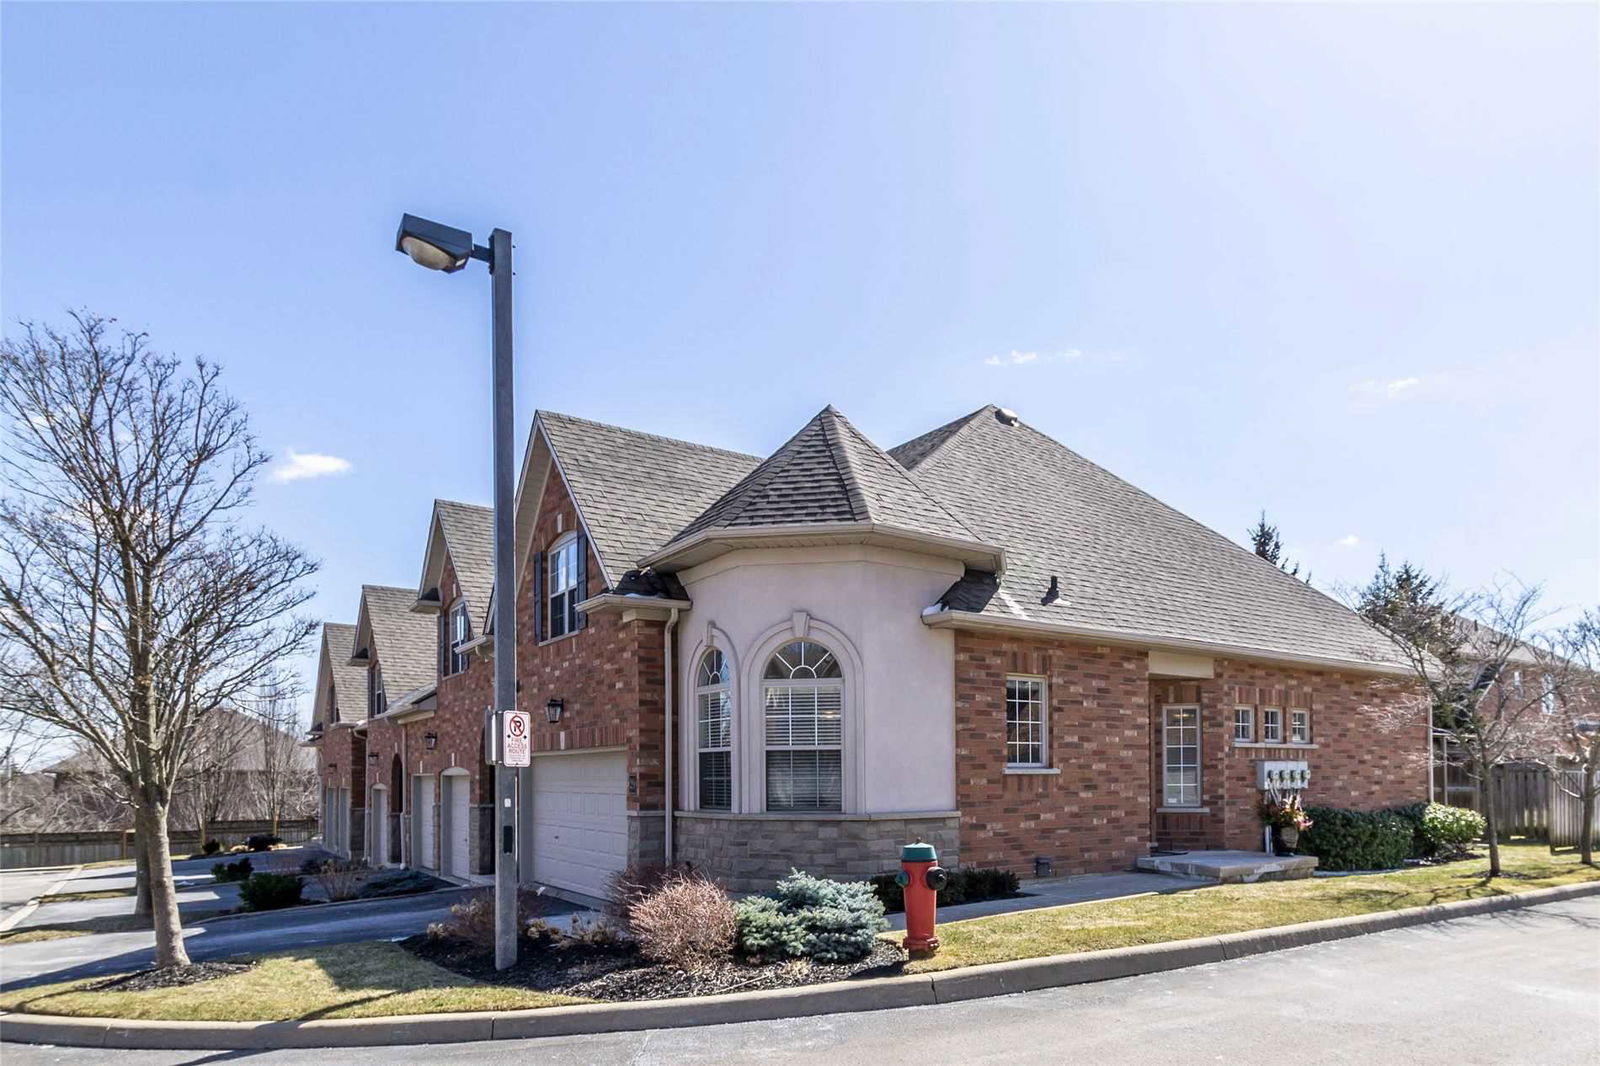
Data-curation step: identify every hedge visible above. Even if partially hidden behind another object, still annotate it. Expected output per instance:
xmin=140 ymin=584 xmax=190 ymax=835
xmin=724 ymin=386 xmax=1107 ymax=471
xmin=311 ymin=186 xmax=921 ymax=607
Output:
xmin=869 ymin=867 xmax=1021 ymax=913
xmin=1299 ymin=806 xmax=1413 ymax=871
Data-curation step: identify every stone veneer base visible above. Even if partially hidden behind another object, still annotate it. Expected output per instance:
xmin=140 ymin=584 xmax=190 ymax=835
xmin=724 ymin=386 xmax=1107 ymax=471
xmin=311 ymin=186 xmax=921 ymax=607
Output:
xmin=673 ymin=811 xmax=960 ymax=894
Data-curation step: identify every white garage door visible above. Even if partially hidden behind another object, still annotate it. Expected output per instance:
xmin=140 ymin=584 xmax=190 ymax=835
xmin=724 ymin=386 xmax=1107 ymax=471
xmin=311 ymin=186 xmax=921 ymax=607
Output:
xmin=530 ymin=751 xmax=628 ymax=899
xmin=443 ymin=773 xmax=471 ymax=879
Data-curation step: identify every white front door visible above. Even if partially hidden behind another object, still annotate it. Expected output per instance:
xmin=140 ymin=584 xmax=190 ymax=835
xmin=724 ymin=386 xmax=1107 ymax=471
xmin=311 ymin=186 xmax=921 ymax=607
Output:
xmin=370 ymin=787 xmax=389 ymax=867
xmin=530 ymin=751 xmax=628 ymax=900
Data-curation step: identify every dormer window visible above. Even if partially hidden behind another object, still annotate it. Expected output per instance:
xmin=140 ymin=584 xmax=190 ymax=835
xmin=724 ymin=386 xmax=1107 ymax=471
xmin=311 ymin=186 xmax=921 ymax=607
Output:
xmin=369 ymin=666 xmax=387 ymax=718
xmin=547 ymin=534 xmax=580 ymax=640
xmin=444 ymin=601 xmax=471 ymax=676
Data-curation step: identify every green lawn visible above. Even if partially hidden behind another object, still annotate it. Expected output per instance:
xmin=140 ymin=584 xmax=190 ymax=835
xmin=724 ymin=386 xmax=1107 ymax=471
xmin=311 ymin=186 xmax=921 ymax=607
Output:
xmin=1 ymin=843 xmax=1592 ymax=1021
xmin=903 ymin=842 xmax=1599 ymax=973
xmin=0 ymin=942 xmax=582 ymax=1021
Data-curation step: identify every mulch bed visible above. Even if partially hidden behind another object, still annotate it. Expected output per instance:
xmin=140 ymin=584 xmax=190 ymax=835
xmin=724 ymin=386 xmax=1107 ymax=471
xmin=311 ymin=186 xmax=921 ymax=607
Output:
xmin=85 ymin=961 xmax=256 ymax=993
xmin=404 ymin=933 xmax=908 ymax=1001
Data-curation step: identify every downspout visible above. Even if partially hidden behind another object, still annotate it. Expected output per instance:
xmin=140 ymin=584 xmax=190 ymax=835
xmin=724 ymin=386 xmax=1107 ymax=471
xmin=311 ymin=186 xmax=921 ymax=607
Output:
xmin=664 ymin=607 xmax=681 ymax=866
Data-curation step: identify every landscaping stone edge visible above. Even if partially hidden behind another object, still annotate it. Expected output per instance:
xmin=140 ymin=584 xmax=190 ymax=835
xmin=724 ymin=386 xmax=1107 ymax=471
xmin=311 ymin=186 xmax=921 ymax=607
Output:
xmin=3 ymin=879 xmax=1597 ymax=1050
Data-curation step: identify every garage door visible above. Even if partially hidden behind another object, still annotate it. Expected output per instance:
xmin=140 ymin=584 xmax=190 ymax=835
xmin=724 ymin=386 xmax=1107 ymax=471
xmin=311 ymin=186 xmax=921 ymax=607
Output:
xmin=442 ymin=773 xmax=471 ymax=879
xmin=530 ymin=751 xmax=628 ymax=899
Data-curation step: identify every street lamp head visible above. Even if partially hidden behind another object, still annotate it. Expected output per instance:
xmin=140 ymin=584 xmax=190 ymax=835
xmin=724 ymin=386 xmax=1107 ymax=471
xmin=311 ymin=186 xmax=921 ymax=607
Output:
xmin=395 ymin=213 xmax=474 ymax=273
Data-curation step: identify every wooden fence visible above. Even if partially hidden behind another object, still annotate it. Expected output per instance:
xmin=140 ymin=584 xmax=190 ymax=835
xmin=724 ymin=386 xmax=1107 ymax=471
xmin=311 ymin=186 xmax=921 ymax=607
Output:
xmin=1487 ymin=764 xmax=1598 ymax=848
xmin=0 ymin=818 xmax=317 ymax=869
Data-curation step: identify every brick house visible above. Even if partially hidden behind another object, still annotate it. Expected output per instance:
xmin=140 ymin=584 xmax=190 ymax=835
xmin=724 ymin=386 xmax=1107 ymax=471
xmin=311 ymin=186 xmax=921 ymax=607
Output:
xmin=309 ymin=622 xmax=367 ymax=859
xmin=320 ymin=403 xmax=1426 ymax=898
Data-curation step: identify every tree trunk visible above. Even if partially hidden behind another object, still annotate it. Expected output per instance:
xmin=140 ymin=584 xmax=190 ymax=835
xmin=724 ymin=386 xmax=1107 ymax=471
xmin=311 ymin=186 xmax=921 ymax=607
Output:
xmin=1582 ymin=746 xmax=1598 ymax=868
xmin=133 ymin=837 xmax=153 ymax=917
xmin=1482 ymin=770 xmax=1502 ymax=878
xmin=134 ymin=800 xmax=190 ymax=968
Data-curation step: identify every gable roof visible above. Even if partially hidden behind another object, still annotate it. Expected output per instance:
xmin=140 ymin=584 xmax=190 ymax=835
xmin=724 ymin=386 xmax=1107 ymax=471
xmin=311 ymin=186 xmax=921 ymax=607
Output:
xmin=901 ymin=405 xmax=1399 ymax=671
xmin=314 ymin=622 xmax=365 ymax=728
xmin=354 ymin=585 xmax=437 ymax=704
xmin=669 ymin=405 xmax=983 ymax=546
xmin=420 ymin=500 xmax=494 ymax=626
xmin=534 ymin=411 xmax=763 ymax=587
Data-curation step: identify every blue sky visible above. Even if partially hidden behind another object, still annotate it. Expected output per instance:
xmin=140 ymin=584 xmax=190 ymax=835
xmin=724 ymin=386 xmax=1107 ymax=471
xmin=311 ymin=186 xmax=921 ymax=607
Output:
xmin=4 ymin=2 xmax=1596 ymax=707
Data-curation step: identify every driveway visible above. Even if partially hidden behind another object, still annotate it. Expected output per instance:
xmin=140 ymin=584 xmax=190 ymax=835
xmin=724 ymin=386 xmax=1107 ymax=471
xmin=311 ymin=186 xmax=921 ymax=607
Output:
xmin=4 ymin=895 xmax=1593 ymax=1065
xmin=0 ymin=852 xmax=585 ymax=992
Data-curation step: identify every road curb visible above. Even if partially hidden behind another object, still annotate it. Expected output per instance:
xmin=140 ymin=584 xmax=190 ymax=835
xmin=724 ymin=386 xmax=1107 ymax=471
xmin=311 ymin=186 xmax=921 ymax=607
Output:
xmin=3 ymin=878 xmax=1597 ymax=1050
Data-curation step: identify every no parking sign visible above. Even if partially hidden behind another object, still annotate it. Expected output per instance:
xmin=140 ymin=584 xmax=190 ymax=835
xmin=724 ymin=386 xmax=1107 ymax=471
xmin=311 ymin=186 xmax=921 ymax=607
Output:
xmin=502 ymin=709 xmax=531 ymax=767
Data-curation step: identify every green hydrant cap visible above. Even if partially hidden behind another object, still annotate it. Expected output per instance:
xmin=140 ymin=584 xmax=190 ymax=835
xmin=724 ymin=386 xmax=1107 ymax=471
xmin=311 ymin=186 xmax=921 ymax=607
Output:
xmin=901 ymin=842 xmax=938 ymax=862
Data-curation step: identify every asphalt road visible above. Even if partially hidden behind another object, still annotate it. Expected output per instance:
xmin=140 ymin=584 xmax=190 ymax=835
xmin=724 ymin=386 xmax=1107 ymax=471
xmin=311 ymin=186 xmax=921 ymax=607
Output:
xmin=0 ymin=869 xmax=76 ymax=922
xmin=4 ymin=895 xmax=1596 ymax=1066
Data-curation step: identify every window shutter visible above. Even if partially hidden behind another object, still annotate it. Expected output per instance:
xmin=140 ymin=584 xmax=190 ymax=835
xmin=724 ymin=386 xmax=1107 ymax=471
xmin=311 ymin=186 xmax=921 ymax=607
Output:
xmin=437 ymin=613 xmax=447 ymax=676
xmin=573 ymin=531 xmax=588 ymax=631
xmin=532 ymin=550 xmax=545 ymax=643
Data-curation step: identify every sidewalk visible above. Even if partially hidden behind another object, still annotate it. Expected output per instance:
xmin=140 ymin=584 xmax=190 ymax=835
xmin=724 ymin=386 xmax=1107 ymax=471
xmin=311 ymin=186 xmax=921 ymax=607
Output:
xmin=884 ymin=869 xmax=1206 ymax=930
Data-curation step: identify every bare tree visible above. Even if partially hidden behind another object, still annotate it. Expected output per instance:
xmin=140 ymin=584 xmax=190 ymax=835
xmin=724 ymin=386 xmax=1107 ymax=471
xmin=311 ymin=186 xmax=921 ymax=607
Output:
xmin=0 ymin=313 xmax=316 ymax=967
xmin=173 ymin=708 xmax=254 ymax=847
xmin=250 ymin=669 xmax=315 ymax=833
xmin=1545 ymin=611 xmax=1600 ymax=865
xmin=1359 ymin=574 xmax=1567 ymax=877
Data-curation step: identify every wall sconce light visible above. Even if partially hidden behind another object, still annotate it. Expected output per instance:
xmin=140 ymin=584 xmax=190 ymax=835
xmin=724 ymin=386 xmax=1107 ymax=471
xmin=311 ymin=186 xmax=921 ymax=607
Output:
xmin=545 ymin=698 xmax=564 ymax=724
xmin=424 ymin=732 xmax=439 ymax=750
xmin=367 ymin=752 xmax=378 ymax=764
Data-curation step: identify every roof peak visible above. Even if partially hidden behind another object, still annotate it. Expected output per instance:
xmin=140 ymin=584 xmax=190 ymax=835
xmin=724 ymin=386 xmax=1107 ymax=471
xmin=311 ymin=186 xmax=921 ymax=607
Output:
xmin=537 ymin=409 xmax=762 ymax=462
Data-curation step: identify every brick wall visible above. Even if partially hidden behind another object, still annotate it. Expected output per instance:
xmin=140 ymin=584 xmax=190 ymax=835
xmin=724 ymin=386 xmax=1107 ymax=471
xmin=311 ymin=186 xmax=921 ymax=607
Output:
xmin=1151 ymin=659 xmax=1428 ymax=851
xmin=953 ymin=630 xmax=1152 ymax=875
xmin=515 ymin=469 xmax=669 ymax=828
xmin=316 ymin=722 xmax=366 ymax=859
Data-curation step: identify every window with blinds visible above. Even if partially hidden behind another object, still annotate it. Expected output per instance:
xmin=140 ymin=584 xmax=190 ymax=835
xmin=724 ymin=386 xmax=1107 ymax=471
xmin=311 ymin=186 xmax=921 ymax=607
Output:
xmin=547 ymin=535 xmax=580 ymax=639
xmin=762 ymin=640 xmax=843 ymax=812
xmin=696 ymin=649 xmax=732 ymax=810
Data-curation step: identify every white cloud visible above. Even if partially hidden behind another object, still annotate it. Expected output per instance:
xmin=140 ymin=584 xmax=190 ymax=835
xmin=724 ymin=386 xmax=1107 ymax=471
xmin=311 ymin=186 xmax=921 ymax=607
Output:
xmin=270 ymin=450 xmax=352 ymax=484
xmin=1352 ymin=376 xmax=1423 ymax=401
xmin=982 ymin=347 xmax=1114 ymax=368
xmin=1337 ymin=534 xmax=1361 ymax=548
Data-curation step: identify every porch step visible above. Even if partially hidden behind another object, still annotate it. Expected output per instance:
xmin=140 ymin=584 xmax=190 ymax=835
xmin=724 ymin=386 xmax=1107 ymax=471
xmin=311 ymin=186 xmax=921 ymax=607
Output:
xmin=1136 ymin=850 xmax=1318 ymax=884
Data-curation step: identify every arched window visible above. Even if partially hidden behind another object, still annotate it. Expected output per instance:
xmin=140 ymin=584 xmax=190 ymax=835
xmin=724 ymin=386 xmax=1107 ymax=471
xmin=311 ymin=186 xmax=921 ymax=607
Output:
xmin=695 ymin=649 xmax=732 ymax=810
xmin=762 ymin=640 xmax=843 ymax=811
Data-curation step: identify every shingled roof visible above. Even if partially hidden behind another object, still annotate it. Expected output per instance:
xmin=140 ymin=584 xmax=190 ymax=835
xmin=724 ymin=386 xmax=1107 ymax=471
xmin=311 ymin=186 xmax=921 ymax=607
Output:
xmin=356 ymin=585 xmax=438 ymax=703
xmin=434 ymin=500 xmax=494 ymax=625
xmin=897 ymin=405 xmax=1397 ymax=670
xmin=668 ymin=406 xmax=982 ymax=547
xmin=316 ymin=622 xmax=365 ymax=728
xmin=536 ymin=411 xmax=762 ymax=587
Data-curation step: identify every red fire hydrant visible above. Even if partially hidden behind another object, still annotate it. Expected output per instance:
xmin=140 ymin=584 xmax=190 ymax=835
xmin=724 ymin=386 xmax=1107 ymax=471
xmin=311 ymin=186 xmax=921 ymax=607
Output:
xmin=897 ymin=841 xmax=947 ymax=958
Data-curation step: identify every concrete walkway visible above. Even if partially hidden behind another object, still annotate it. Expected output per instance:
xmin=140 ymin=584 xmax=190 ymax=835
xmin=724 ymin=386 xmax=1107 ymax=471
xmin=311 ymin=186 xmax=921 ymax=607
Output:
xmin=884 ymin=869 xmax=1205 ymax=930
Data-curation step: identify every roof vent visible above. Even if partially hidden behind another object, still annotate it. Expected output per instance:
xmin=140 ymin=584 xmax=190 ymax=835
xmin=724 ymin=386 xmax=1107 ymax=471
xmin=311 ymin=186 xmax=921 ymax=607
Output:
xmin=995 ymin=407 xmax=1020 ymax=426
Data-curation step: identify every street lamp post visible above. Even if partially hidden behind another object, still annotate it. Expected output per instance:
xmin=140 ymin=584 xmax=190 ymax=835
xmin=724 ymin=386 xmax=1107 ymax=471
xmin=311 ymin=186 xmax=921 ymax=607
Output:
xmin=395 ymin=213 xmax=521 ymax=970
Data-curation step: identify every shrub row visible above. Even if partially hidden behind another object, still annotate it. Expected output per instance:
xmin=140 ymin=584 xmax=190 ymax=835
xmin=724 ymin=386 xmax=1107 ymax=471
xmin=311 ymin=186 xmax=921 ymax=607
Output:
xmin=868 ymin=866 xmax=1021 ymax=913
xmin=1299 ymin=806 xmax=1414 ymax=871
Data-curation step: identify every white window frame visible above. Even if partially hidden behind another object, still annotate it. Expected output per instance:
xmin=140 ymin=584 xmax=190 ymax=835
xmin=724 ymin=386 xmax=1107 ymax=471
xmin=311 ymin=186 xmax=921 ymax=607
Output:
xmin=546 ymin=534 xmax=579 ymax=640
xmin=1232 ymin=706 xmax=1255 ymax=743
xmin=1290 ymin=709 xmax=1311 ymax=744
xmin=1162 ymin=705 xmax=1201 ymax=808
xmin=1005 ymin=675 xmax=1048 ymax=768
xmin=762 ymin=640 xmax=844 ymax=813
xmin=1261 ymin=707 xmax=1283 ymax=743
xmin=695 ymin=649 xmax=733 ymax=811
xmin=446 ymin=600 xmax=471 ymax=676
xmin=1542 ymin=678 xmax=1558 ymax=715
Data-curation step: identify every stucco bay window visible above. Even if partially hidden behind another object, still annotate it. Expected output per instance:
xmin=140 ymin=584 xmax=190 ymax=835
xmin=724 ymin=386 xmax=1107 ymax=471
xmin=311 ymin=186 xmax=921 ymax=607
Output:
xmin=1162 ymin=705 xmax=1200 ymax=807
xmin=696 ymin=649 xmax=733 ymax=810
xmin=763 ymin=640 xmax=843 ymax=812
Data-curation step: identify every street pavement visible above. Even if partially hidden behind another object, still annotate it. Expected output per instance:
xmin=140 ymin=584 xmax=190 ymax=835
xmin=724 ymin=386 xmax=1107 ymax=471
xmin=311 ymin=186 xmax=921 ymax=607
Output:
xmin=3 ymin=894 xmax=1596 ymax=1065
xmin=0 ymin=869 xmax=77 ymax=924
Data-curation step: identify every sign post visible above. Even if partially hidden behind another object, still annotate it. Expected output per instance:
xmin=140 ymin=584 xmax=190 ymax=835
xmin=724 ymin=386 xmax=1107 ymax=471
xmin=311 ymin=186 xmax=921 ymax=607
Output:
xmin=502 ymin=709 xmax=531 ymax=769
